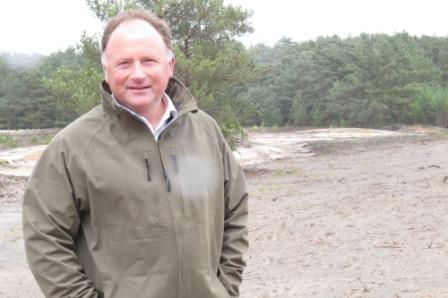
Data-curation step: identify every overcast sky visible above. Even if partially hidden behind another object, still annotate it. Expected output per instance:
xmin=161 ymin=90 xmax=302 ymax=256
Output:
xmin=0 ymin=0 xmax=102 ymax=55
xmin=1 ymin=0 xmax=448 ymax=55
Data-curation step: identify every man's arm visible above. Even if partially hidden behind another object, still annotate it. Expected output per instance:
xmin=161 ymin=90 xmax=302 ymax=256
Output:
xmin=23 ymin=137 xmax=99 ymax=298
xmin=218 ymin=140 xmax=249 ymax=297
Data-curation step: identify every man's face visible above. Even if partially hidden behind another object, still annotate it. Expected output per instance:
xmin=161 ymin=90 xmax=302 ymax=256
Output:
xmin=102 ymin=20 xmax=175 ymax=112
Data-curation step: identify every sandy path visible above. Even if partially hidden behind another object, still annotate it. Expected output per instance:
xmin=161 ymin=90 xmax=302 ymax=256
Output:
xmin=1 ymin=128 xmax=448 ymax=297
xmin=0 ymin=177 xmax=42 ymax=297
xmin=240 ymin=134 xmax=448 ymax=297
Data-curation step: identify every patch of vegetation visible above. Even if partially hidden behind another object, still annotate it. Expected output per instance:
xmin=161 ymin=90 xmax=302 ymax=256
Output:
xmin=272 ymin=169 xmax=299 ymax=177
xmin=0 ymin=134 xmax=19 ymax=148
xmin=0 ymin=159 xmax=9 ymax=165
xmin=31 ymin=135 xmax=53 ymax=145
xmin=311 ymin=134 xmax=433 ymax=156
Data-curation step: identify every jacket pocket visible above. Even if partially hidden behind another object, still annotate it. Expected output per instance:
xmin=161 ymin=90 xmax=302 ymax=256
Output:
xmin=141 ymin=151 xmax=163 ymax=223
xmin=210 ymin=269 xmax=232 ymax=298
xmin=86 ymin=150 xmax=164 ymax=230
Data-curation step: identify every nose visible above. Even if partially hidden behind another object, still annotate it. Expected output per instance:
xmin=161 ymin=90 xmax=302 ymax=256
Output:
xmin=130 ymin=62 xmax=145 ymax=80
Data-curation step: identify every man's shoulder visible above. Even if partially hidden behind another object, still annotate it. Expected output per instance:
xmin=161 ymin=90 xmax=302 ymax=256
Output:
xmin=179 ymin=109 xmax=235 ymax=154
xmin=31 ymin=106 xmax=108 ymax=178
xmin=188 ymin=109 xmax=220 ymax=132
xmin=52 ymin=105 xmax=108 ymax=151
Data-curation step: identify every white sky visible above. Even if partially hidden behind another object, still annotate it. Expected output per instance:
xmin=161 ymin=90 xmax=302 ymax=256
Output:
xmin=229 ymin=0 xmax=448 ymax=46
xmin=1 ymin=0 xmax=448 ymax=55
xmin=0 ymin=0 xmax=103 ymax=55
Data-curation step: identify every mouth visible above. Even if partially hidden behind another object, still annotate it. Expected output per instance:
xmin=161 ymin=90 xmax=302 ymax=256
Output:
xmin=127 ymin=85 xmax=151 ymax=91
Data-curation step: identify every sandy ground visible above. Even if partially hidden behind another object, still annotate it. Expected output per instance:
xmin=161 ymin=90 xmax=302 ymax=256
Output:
xmin=1 ymin=127 xmax=448 ymax=297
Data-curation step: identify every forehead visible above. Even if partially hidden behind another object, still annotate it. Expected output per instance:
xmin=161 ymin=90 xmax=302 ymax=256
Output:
xmin=106 ymin=19 xmax=167 ymax=53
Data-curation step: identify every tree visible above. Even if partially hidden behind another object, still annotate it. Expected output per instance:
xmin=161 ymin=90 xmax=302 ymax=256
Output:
xmin=85 ymin=0 xmax=256 ymax=143
xmin=411 ymin=84 xmax=448 ymax=127
xmin=241 ymin=33 xmax=448 ymax=128
xmin=0 ymin=68 xmax=56 ymax=129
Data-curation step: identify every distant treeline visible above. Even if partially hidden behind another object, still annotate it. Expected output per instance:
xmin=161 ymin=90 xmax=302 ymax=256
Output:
xmin=1 ymin=1 xmax=448 ymax=143
xmin=240 ymin=34 xmax=448 ymax=128
xmin=0 ymin=47 xmax=102 ymax=130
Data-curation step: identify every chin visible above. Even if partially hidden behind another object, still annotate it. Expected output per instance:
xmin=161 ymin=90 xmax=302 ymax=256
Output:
xmin=127 ymin=98 xmax=152 ymax=106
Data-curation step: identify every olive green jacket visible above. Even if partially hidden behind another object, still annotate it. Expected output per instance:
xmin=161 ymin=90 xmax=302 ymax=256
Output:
xmin=23 ymin=78 xmax=248 ymax=298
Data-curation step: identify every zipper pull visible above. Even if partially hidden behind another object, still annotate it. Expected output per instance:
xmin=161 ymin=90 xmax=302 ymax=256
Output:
xmin=144 ymin=158 xmax=151 ymax=181
xmin=163 ymin=169 xmax=171 ymax=192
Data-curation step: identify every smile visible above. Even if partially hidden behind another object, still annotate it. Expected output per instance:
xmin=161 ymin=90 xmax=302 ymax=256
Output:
xmin=128 ymin=86 xmax=150 ymax=90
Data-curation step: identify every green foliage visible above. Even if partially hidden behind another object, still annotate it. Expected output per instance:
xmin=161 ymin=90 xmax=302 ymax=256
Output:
xmin=86 ymin=0 xmax=135 ymax=20
xmin=4 ymin=7 xmax=448 ymax=138
xmin=0 ymin=1 xmax=255 ymax=135
xmin=411 ymin=84 xmax=448 ymax=127
xmin=0 ymin=47 xmax=101 ymax=129
xmin=31 ymin=135 xmax=54 ymax=145
xmin=86 ymin=0 xmax=255 ymax=143
xmin=220 ymin=118 xmax=243 ymax=150
xmin=241 ymin=33 xmax=448 ymax=128
xmin=43 ymin=62 xmax=103 ymax=116
xmin=0 ymin=67 xmax=57 ymax=129
xmin=0 ymin=134 xmax=18 ymax=148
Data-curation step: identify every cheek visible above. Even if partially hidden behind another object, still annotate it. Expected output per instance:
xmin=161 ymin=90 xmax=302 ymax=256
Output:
xmin=163 ymin=63 xmax=174 ymax=78
xmin=149 ymin=65 xmax=173 ymax=80
xmin=105 ymin=69 xmax=114 ymax=85
xmin=108 ymin=72 xmax=127 ymax=89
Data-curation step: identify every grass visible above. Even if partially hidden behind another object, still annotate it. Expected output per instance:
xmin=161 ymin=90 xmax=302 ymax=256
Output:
xmin=0 ymin=134 xmax=19 ymax=148
xmin=30 ymin=135 xmax=53 ymax=145
xmin=272 ymin=169 xmax=299 ymax=177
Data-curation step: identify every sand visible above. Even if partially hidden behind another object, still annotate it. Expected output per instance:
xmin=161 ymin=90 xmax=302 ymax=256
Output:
xmin=1 ymin=127 xmax=448 ymax=297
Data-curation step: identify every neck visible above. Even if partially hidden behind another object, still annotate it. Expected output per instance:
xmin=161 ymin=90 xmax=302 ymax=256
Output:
xmin=139 ymin=95 xmax=167 ymax=128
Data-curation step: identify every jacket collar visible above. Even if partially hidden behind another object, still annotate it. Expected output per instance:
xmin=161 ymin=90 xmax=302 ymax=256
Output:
xmin=101 ymin=76 xmax=198 ymax=118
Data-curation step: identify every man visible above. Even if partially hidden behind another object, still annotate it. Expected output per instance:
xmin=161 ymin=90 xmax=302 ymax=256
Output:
xmin=23 ymin=10 xmax=248 ymax=298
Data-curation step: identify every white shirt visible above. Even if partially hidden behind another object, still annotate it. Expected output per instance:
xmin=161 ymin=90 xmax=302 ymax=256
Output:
xmin=113 ymin=93 xmax=178 ymax=141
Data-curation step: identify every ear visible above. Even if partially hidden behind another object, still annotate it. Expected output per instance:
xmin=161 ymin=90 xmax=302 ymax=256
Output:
xmin=168 ymin=55 xmax=176 ymax=78
xmin=103 ymin=70 xmax=109 ymax=83
xmin=101 ymin=54 xmax=109 ymax=82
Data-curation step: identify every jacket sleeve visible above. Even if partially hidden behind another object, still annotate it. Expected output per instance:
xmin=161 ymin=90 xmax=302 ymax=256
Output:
xmin=217 ymin=139 xmax=249 ymax=297
xmin=22 ymin=137 xmax=99 ymax=298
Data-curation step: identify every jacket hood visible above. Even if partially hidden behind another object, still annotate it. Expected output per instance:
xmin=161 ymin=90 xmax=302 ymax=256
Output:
xmin=101 ymin=76 xmax=198 ymax=117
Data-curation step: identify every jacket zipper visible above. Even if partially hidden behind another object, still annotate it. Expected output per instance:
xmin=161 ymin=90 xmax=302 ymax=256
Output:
xmin=122 ymin=108 xmax=185 ymax=296
xmin=158 ymin=127 xmax=182 ymax=298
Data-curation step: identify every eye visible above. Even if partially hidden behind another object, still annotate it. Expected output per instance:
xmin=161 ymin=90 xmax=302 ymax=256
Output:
xmin=142 ymin=58 xmax=156 ymax=66
xmin=116 ymin=60 xmax=131 ymax=69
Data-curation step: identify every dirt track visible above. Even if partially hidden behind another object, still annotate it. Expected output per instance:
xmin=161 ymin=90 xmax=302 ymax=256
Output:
xmin=240 ymin=131 xmax=448 ymax=297
xmin=1 ymin=128 xmax=448 ymax=297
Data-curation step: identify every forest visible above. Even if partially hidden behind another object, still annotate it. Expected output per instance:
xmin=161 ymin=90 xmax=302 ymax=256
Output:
xmin=1 ymin=0 xmax=448 ymax=143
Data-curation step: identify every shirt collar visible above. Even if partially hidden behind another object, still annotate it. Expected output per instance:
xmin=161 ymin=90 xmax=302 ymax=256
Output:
xmin=112 ymin=93 xmax=178 ymax=137
xmin=160 ymin=93 xmax=178 ymax=128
